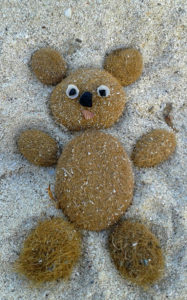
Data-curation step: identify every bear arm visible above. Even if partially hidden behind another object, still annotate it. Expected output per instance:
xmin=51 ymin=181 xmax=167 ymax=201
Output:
xmin=131 ymin=129 xmax=176 ymax=168
xmin=18 ymin=129 xmax=59 ymax=167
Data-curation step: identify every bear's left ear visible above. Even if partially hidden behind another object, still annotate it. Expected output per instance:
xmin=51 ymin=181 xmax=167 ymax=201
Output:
xmin=31 ymin=48 xmax=67 ymax=85
xmin=104 ymin=48 xmax=143 ymax=86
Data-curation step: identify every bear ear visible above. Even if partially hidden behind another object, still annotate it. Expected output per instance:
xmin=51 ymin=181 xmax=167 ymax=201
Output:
xmin=104 ymin=48 xmax=143 ymax=86
xmin=31 ymin=48 xmax=67 ymax=85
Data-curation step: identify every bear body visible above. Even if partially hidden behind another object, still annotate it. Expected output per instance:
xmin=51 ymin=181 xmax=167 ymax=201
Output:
xmin=55 ymin=131 xmax=134 ymax=231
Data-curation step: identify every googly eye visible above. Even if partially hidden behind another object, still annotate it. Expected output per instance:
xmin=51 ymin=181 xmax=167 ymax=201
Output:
xmin=97 ymin=85 xmax=110 ymax=97
xmin=66 ymin=84 xmax=79 ymax=99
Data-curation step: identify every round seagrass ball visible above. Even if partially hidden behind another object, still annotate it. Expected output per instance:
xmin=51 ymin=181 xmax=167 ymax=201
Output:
xmin=18 ymin=129 xmax=58 ymax=166
xmin=31 ymin=48 xmax=67 ymax=85
xmin=131 ymin=129 xmax=176 ymax=168
xmin=104 ymin=48 xmax=143 ymax=86
xmin=50 ymin=69 xmax=126 ymax=131
xmin=55 ymin=131 xmax=134 ymax=231
xmin=109 ymin=221 xmax=164 ymax=288
xmin=15 ymin=218 xmax=81 ymax=284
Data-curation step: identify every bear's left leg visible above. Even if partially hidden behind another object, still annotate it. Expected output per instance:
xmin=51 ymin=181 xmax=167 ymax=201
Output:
xmin=108 ymin=220 xmax=164 ymax=288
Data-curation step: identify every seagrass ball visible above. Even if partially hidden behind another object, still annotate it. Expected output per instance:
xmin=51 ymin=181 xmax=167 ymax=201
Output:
xmin=50 ymin=69 xmax=126 ymax=131
xmin=31 ymin=48 xmax=67 ymax=85
xmin=55 ymin=131 xmax=134 ymax=231
xmin=109 ymin=221 xmax=164 ymax=288
xmin=131 ymin=129 xmax=176 ymax=167
xmin=18 ymin=129 xmax=58 ymax=166
xmin=15 ymin=218 xmax=81 ymax=284
xmin=104 ymin=48 xmax=143 ymax=86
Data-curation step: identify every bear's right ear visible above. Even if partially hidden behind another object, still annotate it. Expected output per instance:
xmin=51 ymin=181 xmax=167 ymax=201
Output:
xmin=31 ymin=48 xmax=67 ymax=85
xmin=104 ymin=48 xmax=143 ymax=87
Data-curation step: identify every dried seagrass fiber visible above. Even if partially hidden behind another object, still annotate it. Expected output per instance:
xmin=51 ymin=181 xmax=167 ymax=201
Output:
xmin=55 ymin=131 xmax=134 ymax=231
xmin=15 ymin=218 xmax=82 ymax=284
xmin=109 ymin=221 xmax=164 ymax=288
xmin=18 ymin=130 xmax=58 ymax=166
xmin=50 ymin=69 xmax=126 ymax=131
xmin=31 ymin=48 xmax=67 ymax=85
xmin=131 ymin=129 xmax=176 ymax=168
xmin=104 ymin=48 xmax=143 ymax=86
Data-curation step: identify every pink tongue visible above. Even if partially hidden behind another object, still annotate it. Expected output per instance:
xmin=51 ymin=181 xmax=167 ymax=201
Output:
xmin=82 ymin=110 xmax=95 ymax=120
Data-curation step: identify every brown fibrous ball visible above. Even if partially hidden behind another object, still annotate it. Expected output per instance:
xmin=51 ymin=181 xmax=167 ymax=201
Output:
xmin=109 ymin=221 xmax=164 ymax=288
xmin=104 ymin=48 xmax=143 ymax=86
xmin=50 ymin=69 xmax=126 ymax=131
xmin=55 ymin=131 xmax=134 ymax=231
xmin=18 ymin=129 xmax=58 ymax=166
xmin=131 ymin=129 xmax=176 ymax=168
xmin=31 ymin=48 xmax=67 ymax=85
xmin=15 ymin=218 xmax=82 ymax=284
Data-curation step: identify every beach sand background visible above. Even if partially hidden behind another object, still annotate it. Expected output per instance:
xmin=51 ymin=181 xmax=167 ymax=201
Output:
xmin=0 ymin=0 xmax=186 ymax=299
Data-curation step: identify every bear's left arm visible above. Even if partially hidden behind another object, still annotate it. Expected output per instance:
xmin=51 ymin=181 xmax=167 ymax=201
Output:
xmin=131 ymin=129 xmax=176 ymax=168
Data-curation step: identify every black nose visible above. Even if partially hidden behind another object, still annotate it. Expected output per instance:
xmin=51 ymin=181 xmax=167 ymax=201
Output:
xmin=79 ymin=92 xmax=92 ymax=107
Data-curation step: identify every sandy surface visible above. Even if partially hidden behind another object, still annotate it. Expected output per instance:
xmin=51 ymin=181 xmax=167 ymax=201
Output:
xmin=0 ymin=0 xmax=187 ymax=299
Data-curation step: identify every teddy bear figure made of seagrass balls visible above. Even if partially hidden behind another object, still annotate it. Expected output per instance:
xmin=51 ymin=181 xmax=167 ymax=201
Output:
xmin=15 ymin=47 xmax=176 ymax=288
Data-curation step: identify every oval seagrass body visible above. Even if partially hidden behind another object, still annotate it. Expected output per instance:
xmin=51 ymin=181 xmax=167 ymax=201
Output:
xmin=55 ymin=131 xmax=134 ymax=231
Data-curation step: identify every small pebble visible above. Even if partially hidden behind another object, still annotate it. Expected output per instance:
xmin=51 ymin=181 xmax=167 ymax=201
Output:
xmin=132 ymin=242 xmax=138 ymax=247
xmin=48 ymin=169 xmax=55 ymax=176
xmin=64 ymin=8 xmax=72 ymax=19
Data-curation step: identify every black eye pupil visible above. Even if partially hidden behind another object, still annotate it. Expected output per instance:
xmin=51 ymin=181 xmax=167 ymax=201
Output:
xmin=99 ymin=89 xmax=106 ymax=97
xmin=69 ymin=88 xmax=76 ymax=96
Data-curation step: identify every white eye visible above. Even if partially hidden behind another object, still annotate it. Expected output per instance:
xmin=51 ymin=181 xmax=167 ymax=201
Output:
xmin=97 ymin=85 xmax=110 ymax=97
xmin=66 ymin=84 xmax=79 ymax=99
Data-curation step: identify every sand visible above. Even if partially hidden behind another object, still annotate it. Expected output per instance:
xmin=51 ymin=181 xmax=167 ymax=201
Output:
xmin=0 ymin=0 xmax=186 ymax=299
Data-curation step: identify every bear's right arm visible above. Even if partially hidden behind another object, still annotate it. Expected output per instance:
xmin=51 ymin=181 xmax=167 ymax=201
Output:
xmin=18 ymin=129 xmax=59 ymax=167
